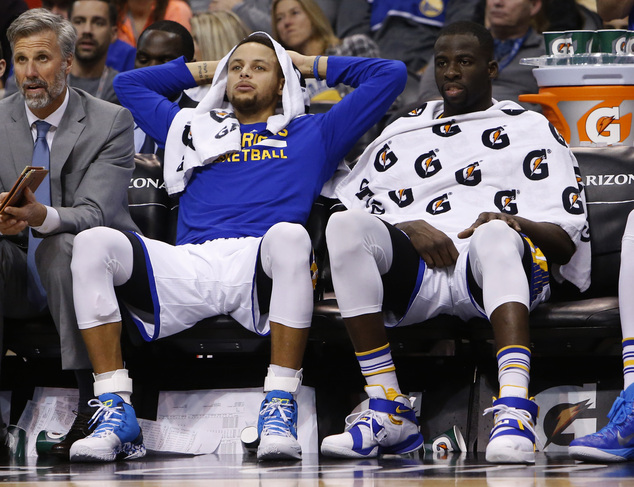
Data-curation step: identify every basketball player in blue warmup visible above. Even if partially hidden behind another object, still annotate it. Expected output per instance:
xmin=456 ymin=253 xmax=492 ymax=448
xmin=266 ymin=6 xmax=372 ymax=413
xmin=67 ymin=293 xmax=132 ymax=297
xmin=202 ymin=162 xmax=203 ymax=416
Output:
xmin=66 ymin=32 xmax=407 ymax=463
xmin=320 ymin=21 xmax=590 ymax=463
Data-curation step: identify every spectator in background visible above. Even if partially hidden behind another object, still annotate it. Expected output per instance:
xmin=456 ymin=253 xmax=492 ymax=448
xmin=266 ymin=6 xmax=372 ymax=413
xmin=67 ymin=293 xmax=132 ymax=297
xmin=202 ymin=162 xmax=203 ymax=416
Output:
xmin=542 ymin=0 xmax=602 ymax=31
xmin=41 ymin=0 xmax=72 ymax=17
xmin=272 ymin=0 xmax=379 ymax=103
xmin=596 ymin=0 xmax=634 ymax=29
xmin=132 ymin=20 xmax=197 ymax=154
xmin=68 ymin=0 xmax=120 ymax=104
xmin=114 ymin=0 xmax=192 ymax=47
xmin=189 ymin=11 xmax=251 ymax=101
xmin=205 ymin=0 xmax=340 ymax=35
xmin=0 ymin=0 xmax=28 ymax=90
xmin=40 ymin=0 xmax=137 ymax=72
xmin=0 ymin=46 xmax=6 ymax=98
xmin=332 ymin=0 xmax=480 ymax=108
xmin=417 ymin=0 xmax=546 ymax=113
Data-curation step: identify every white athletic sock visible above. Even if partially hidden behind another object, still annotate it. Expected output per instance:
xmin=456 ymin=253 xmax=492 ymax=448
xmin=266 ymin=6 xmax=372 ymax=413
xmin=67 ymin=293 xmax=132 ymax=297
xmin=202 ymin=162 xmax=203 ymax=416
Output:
xmin=623 ymin=338 xmax=634 ymax=390
xmin=497 ymin=345 xmax=530 ymax=399
xmin=356 ymin=344 xmax=401 ymax=395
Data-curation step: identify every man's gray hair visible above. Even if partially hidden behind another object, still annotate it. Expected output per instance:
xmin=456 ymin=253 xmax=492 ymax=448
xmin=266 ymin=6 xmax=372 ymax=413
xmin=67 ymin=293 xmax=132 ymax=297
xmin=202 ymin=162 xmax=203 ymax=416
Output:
xmin=7 ymin=8 xmax=77 ymax=60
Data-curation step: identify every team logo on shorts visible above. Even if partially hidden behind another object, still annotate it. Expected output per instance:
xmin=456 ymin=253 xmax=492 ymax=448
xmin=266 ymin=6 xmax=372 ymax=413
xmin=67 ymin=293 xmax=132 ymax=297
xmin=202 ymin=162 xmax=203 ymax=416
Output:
xmin=374 ymin=144 xmax=398 ymax=172
xmin=523 ymin=149 xmax=550 ymax=180
xmin=415 ymin=150 xmax=442 ymax=178
xmin=482 ymin=126 xmax=510 ymax=150
xmin=562 ymin=186 xmax=584 ymax=214
xmin=432 ymin=120 xmax=461 ymax=137
xmin=455 ymin=162 xmax=481 ymax=186
xmin=426 ymin=193 xmax=451 ymax=215
xmin=389 ymin=188 xmax=414 ymax=208
xmin=215 ymin=122 xmax=240 ymax=139
xmin=494 ymin=190 xmax=518 ymax=214
xmin=181 ymin=123 xmax=195 ymax=150
xmin=209 ymin=110 xmax=236 ymax=123
xmin=502 ymin=108 xmax=526 ymax=116
xmin=355 ymin=178 xmax=374 ymax=203
xmin=549 ymin=122 xmax=568 ymax=147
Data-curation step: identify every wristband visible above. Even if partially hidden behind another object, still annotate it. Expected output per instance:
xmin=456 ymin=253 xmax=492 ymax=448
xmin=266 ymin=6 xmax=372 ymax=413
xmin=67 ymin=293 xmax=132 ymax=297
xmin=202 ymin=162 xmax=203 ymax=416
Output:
xmin=313 ymin=55 xmax=322 ymax=81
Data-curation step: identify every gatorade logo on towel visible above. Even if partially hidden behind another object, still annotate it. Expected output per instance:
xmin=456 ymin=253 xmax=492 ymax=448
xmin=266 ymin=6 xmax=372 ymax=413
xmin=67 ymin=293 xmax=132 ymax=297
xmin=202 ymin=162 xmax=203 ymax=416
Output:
xmin=579 ymin=102 xmax=632 ymax=145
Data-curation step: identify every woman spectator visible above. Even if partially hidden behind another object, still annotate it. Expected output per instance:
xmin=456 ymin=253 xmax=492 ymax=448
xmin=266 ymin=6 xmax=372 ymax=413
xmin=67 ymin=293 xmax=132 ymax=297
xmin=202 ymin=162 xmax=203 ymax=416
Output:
xmin=187 ymin=10 xmax=251 ymax=100
xmin=272 ymin=0 xmax=379 ymax=103
xmin=191 ymin=10 xmax=250 ymax=61
xmin=115 ymin=0 xmax=192 ymax=47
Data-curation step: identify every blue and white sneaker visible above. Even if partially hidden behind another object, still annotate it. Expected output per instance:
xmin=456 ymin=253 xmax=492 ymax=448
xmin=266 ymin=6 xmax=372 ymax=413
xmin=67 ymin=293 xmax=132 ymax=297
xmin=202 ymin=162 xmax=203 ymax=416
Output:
xmin=484 ymin=396 xmax=540 ymax=464
xmin=569 ymin=383 xmax=634 ymax=462
xmin=69 ymin=393 xmax=146 ymax=462
xmin=320 ymin=385 xmax=424 ymax=458
xmin=257 ymin=390 xmax=301 ymax=461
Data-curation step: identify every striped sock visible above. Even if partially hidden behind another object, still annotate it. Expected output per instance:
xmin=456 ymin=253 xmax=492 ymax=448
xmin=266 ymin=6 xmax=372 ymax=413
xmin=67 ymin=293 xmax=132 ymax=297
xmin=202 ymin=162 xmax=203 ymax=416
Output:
xmin=356 ymin=344 xmax=401 ymax=394
xmin=497 ymin=345 xmax=531 ymax=399
xmin=623 ymin=338 xmax=634 ymax=389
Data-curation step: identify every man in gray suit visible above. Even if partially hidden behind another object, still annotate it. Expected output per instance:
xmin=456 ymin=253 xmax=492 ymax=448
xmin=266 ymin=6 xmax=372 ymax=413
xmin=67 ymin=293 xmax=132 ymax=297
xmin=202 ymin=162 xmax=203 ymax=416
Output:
xmin=0 ymin=8 xmax=138 ymax=457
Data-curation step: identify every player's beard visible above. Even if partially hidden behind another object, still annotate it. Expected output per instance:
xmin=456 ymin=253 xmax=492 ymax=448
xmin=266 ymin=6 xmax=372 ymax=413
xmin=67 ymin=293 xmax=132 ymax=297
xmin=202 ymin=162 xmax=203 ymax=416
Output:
xmin=230 ymin=88 xmax=279 ymax=118
xmin=19 ymin=61 xmax=67 ymax=110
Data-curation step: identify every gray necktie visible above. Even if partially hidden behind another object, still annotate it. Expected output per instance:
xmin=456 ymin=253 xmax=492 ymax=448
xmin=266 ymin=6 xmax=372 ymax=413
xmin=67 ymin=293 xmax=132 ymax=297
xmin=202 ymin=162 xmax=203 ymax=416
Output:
xmin=26 ymin=120 xmax=51 ymax=310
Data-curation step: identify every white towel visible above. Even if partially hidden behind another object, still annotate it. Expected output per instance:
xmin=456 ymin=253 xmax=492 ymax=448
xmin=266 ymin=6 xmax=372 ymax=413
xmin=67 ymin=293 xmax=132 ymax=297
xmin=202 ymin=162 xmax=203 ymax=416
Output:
xmin=164 ymin=32 xmax=309 ymax=195
xmin=335 ymin=100 xmax=591 ymax=292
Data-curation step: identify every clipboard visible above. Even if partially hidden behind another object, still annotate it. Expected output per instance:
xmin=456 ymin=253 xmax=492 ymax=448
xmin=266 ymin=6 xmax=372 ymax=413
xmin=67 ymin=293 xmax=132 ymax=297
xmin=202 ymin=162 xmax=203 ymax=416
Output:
xmin=0 ymin=166 xmax=49 ymax=213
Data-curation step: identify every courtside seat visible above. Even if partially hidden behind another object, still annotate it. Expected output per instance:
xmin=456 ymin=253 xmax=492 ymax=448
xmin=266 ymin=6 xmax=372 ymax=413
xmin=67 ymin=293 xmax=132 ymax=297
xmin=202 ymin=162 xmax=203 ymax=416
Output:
xmin=4 ymin=147 xmax=631 ymax=366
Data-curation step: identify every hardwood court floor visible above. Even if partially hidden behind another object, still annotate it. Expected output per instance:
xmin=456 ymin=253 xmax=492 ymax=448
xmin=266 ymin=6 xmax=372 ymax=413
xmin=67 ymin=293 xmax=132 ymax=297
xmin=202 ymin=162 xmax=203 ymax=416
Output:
xmin=2 ymin=452 xmax=634 ymax=486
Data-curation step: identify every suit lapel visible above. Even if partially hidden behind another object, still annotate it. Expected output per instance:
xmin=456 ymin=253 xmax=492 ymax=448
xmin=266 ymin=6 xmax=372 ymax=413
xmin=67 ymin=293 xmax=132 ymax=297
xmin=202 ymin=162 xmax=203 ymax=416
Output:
xmin=50 ymin=89 xmax=86 ymax=206
xmin=7 ymin=99 xmax=35 ymax=182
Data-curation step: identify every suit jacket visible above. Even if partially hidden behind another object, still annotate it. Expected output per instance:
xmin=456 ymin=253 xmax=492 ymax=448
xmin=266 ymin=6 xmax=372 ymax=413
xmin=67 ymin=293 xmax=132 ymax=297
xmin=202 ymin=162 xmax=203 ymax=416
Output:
xmin=0 ymin=87 xmax=139 ymax=239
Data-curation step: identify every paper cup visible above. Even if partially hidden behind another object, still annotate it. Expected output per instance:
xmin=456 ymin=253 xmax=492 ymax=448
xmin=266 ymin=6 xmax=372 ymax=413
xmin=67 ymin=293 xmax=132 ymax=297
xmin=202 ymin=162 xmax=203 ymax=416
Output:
xmin=567 ymin=30 xmax=595 ymax=55
xmin=596 ymin=29 xmax=628 ymax=54
xmin=544 ymin=31 xmax=571 ymax=56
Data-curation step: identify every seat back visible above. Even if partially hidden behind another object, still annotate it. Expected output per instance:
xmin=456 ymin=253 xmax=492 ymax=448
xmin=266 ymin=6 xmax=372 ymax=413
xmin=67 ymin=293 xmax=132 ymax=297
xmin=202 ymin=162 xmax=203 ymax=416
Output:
xmin=570 ymin=146 xmax=634 ymax=298
xmin=128 ymin=153 xmax=178 ymax=244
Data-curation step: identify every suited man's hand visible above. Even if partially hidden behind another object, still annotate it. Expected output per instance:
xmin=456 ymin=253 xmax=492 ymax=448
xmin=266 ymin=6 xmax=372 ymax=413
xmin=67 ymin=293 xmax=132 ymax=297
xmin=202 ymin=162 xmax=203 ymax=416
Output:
xmin=1 ymin=188 xmax=47 ymax=232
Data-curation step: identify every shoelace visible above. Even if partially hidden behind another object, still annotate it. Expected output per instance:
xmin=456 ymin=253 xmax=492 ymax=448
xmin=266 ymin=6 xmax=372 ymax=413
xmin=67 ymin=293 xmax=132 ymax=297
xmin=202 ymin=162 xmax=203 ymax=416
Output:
xmin=86 ymin=398 xmax=125 ymax=438
xmin=483 ymin=403 xmax=543 ymax=450
xmin=260 ymin=401 xmax=295 ymax=437
xmin=607 ymin=395 xmax=629 ymax=425
xmin=344 ymin=409 xmax=388 ymax=443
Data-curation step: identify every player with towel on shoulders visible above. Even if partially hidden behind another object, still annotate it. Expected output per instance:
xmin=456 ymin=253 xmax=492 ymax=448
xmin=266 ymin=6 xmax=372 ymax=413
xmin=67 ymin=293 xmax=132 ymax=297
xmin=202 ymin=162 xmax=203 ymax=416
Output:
xmin=320 ymin=21 xmax=590 ymax=464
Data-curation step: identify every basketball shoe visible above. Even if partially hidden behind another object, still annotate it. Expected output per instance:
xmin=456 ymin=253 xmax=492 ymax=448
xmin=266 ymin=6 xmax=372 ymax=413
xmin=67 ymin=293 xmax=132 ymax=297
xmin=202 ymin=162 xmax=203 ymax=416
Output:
xmin=569 ymin=383 xmax=634 ymax=462
xmin=257 ymin=390 xmax=302 ymax=461
xmin=484 ymin=396 xmax=540 ymax=464
xmin=320 ymin=385 xmax=424 ymax=458
xmin=69 ymin=393 xmax=146 ymax=462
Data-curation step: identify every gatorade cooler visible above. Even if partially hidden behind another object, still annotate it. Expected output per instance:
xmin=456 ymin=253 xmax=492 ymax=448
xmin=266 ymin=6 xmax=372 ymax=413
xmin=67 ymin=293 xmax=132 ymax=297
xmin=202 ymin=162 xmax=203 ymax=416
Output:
xmin=519 ymin=65 xmax=634 ymax=147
